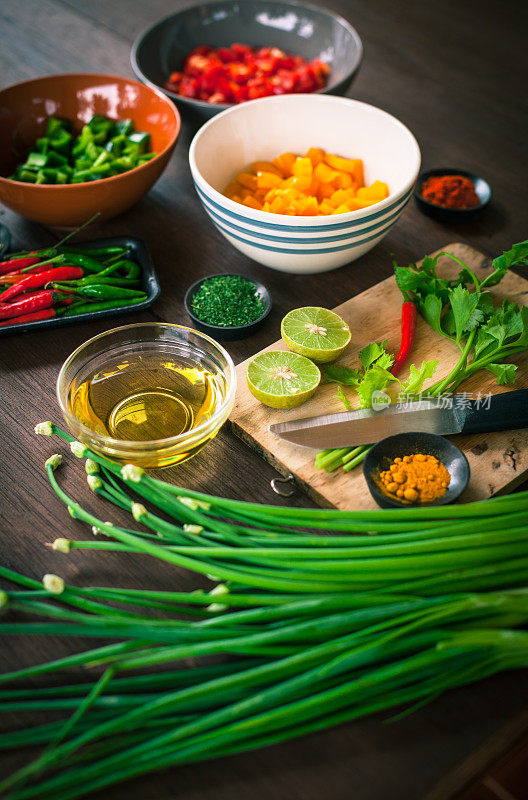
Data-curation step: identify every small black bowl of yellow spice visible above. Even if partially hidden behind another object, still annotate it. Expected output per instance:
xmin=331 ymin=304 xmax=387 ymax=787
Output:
xmin=363 ymin=432 xmax=470 ymax=508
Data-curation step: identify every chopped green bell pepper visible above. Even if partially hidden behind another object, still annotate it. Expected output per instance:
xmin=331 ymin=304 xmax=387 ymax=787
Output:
xmin=11 ymin=115 xmax=157 ymax=185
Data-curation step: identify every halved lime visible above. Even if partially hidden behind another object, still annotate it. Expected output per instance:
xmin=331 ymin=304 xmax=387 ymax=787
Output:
xmin=246 ymin=350 xmax=321 ymax=409
xmin=281 ymin=307 xmax=351 ymax=363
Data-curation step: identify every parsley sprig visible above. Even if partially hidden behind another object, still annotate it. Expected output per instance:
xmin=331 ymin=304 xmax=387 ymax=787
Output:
xmin=395 ymin=241 xmax=528 ymax=394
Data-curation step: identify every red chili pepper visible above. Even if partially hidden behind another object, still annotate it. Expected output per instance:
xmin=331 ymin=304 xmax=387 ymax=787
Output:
xmin=0 ymin=263 xmax=62 ymax=285
xmin=0 ymin=290 xmax=73 ymax=320
xmin=0 ymin=256 xmax=40 ymax=276
xmin=0 ymin=308 xmax=56 ymax=327
xmin=0 ymin=267 xmax=83 ymax=303
xmin=390 ymin=301 xmax=418 ymax=376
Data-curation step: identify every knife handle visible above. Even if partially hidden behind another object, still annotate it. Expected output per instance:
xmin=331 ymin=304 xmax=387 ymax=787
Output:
xmin=460 ymin=388 xmax=528 ymax=434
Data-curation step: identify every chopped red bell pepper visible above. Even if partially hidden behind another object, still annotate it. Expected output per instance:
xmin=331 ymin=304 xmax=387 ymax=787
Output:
xmin=165 ymin=43 xmax=330 ymax=104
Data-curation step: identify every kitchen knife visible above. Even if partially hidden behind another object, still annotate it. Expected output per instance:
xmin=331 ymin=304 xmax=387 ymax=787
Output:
xmin=269 ymin=388 xmax=528 ymax=449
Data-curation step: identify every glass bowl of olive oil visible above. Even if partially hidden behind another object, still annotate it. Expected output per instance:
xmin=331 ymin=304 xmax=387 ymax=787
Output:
xmin=57 ymin=323 xmax=236 ymax=468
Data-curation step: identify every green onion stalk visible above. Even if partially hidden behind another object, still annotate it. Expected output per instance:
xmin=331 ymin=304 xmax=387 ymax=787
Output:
xmin=0 ymin=422 xmax=526 ymax=800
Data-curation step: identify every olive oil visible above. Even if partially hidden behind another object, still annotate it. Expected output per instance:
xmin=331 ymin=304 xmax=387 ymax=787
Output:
xmin=68 ymin=349 xmax=225 ymax=465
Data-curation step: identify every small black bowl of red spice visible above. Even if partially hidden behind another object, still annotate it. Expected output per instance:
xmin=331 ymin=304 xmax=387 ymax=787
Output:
xmin=414 ymin=168 xmax=491 ymax=222
xmin=184 ymin=273 xmax=272 ymax=341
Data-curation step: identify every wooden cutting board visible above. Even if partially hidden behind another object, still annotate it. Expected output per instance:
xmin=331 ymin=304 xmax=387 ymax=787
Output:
xmin=228 ymin=243 xmax=528 ymax=510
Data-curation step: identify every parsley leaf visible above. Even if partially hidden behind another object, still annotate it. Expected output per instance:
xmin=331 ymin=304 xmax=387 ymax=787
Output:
xmin=481 ymin=242 xmax=528 ymax=288
xmin=421 ymin=293 xmax=444 ymax=336
xmin=400 ymin=360 xmax=439 ymax=395
xmin=395 ymin=258 xmax=452 ymax=307
xmin=325 ymin=340 xmax=397 ymax=409
xmin=323 ymin=364 xmax=361 ymax=386
xmin=513 ymin=307 xmax=528 ymax=347
xmin=474 ymin=315 xmax=503 ymax=358
xmin=486 ymin=363 xmax=518 ymax=384
xmin=356 ymin=365 xmax=397 ymax=408
xmin=334 ymin=386 xmax=352 ymax=411
xmin=449 ymin=284 xmax=480 ymax=342
xmin=359 ymin=340 xmax=392 ymax=371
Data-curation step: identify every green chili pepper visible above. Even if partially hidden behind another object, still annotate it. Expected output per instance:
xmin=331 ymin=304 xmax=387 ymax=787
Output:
xmin=52 ymin=283 xmax=145 ymax=301
xmin=83 ymin=261 xmax=129 ymax=279
xmin=56 ymin=255 xmax=136 ymax=278
xmin=57 ymin=246 xmax=128 ymax=258
xmin=25 ymin=253 xmax=106 ymax=273
xmin=59 ymin=296 xmax=147 ymax=316
xmin=64 ymin=277 xmax=142 ymax=288
xmin=109 ymin=259 xmax=141 ymax=279
xmin=58 ymin=253 xmax=113 ymax=273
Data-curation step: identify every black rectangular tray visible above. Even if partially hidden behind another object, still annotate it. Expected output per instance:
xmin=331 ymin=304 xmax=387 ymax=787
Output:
xmin=0 ymin=236 xmax=160 ymax=336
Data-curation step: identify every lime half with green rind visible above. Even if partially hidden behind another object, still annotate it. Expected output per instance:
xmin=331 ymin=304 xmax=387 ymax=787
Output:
xmin=246 ymin=350 xmax=321 ymax=409
xmin=281 ymin=306 xmax=351 ymax=363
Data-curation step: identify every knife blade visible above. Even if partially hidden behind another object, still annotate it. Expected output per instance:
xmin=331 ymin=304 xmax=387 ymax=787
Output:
xmin=269 ymin=388 xmax=528 ymax=449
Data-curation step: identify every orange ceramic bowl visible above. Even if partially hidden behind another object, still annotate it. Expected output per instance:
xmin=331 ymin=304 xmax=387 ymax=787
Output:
xmin=0 ymin=73 xmax=181 ymax=227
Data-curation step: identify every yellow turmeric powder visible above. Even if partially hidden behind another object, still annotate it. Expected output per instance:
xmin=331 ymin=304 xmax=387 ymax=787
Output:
xmin=379 ymin=453 xmax=451 ymax=503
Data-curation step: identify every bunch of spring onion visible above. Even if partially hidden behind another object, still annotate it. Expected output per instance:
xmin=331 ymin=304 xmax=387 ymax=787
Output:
xmin=0 ymin=423 xmax=526 ymax=800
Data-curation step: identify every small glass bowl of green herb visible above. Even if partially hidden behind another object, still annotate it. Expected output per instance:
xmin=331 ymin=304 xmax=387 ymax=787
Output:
xmin=184 ymin=273 xmax=272 ymax=340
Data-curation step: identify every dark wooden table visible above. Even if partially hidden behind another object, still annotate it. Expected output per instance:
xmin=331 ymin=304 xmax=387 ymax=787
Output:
xmin=1 ymin=1 xmax=527 ymax=798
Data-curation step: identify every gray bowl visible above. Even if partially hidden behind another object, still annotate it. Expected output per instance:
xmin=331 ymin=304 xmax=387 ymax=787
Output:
xmin=131 ymin=0 xmax=363 ymax=121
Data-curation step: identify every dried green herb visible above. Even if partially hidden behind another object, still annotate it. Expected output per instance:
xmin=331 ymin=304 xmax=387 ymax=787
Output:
xmin=191 ymin=275 xmax=264 ymax=327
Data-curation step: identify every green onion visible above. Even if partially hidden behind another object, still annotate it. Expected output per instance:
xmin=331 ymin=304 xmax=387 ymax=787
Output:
xmin=0 ymin=422 xmax=526 ymax=799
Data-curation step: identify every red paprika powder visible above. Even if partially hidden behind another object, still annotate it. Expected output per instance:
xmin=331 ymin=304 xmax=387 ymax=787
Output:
xmin=421 ymin=174 xmax=480 ymax=209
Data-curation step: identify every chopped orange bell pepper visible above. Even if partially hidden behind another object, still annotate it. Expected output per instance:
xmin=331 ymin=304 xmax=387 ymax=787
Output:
xmin=291 ymin=175 xmax=311 ymax=192
xmin=242 ymin=195 xmax=263 ymax=210
xmin=224 ymin=181 xmax=241 ymax=199
xmin=324 ymin=154 xmax=364 ymax=185
xmin=334 ymin=172 xmax=354 ymax=190
xmin=250 ymin=160 xmax=281 ymax=176
xmin=329 ymin=188 xmax=355 ymax=208
xmin=223 ymin=149 xmax=387 ymax=217
xmin=314 ymin=162 xmax=339 ymax=183
xmin=269 ymin=196 xmax=287 ymax=214
xmin=319 ymin=200 xmax=335 ymax=215
xmin=305 ymin=147 xmax=325 ymax=166
xmin=298 ymin=196 xmax=320 ymax=215
xmin=273 ymin=152 xmax=296 ymax=176
xmin=292 ymin=157 xmax=313 ymax=178
xmin=256 ymin=171 xmax=283 ymax=190
xmin=317 ymin=182 xmax=335 ymax=200
xmin=236 ymin=172 xmax=258 ymax=190
xmin=356 ymin=180 xmax=389 ymax=201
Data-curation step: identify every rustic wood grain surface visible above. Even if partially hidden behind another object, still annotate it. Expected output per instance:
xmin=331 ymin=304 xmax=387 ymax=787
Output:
xmin=1 ymin=1 xmax=527 ymax=798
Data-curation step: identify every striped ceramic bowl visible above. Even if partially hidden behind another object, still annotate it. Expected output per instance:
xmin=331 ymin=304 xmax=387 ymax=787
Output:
xmin=189 ymin=94 xmax=421 ymax=274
